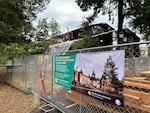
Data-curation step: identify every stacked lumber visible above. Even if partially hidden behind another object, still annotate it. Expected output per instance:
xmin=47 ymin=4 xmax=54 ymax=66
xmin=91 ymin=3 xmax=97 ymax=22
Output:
xmin=140 ymin=71 xmax=150 ymax=80
xmin=124 ymin=77 xmax=150 ymax=112
xmin=66 ymin=77 xmax=150 ymax=112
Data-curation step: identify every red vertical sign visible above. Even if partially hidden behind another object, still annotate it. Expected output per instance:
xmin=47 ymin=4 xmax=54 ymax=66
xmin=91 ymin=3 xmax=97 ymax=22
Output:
xmin=39 ymin=71 xmax=47 ymax=96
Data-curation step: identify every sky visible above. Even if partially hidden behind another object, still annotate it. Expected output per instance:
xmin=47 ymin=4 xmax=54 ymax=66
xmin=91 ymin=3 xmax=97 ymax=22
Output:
xmin=33 ymin=0 xmax=119 ymax=33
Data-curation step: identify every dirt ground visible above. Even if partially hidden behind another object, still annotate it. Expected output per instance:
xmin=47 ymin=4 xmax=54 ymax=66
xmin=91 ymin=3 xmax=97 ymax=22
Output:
xmin=0 ymin=83 xmax=41 ymax=113
xmin=0 ymin=83 xmax=62 ymax=113
xmin=0 ymin=67 xmax=61 ymax=113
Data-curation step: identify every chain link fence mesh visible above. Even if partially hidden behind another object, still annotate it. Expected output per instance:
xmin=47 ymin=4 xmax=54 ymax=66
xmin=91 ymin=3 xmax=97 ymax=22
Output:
xmin=4 ymin=41 xmax=150 ymax=113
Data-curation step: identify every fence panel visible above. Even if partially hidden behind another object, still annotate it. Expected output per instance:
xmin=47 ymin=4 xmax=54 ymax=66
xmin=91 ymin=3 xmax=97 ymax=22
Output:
xmin=51 ymin=41 xmax=150 ymax=113
xmin=7 ymin=41 xmax=150 ymax=113
xmin=25 ymin=55 xmax=39 ymax=93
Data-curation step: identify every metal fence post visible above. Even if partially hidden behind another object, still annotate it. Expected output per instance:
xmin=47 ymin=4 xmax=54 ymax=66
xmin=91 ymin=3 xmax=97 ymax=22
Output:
xmin=51 ymin=47 xmax=54 ymax=103
xmin=80 ymin=94 xmax=82 ymax=113
xmin=24 ymin=57 xmax=27 ymax=90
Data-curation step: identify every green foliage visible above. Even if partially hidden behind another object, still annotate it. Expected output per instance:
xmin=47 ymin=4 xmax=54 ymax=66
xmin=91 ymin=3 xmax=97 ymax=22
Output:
xmin=22 ymin=39 xmax=55 ymax=55
xmin=100 ymin=56 xmax=123 ymax=95
xmin=76 ymin=82 xmax=93 ymax=89
xmin=0 ymin=0 xmax=51 ymax=64
xmin=0 ymin=44 xmax=8 ymax=64
xmin=144 ymin=30 xmax=150 ymax=40
xmin=0 ymin=43 xmax=26 ymax=64
xmin=71 ymin=37 xmax=97 ymax=50
xmin=0 ymin=0 xmax=50 ymax=44
xmin=36 ymin=18 xmax=50 ymax=41
xmin=50 ymin=18 xmax=61 ymax=37
xmin=76 ymin=0 xmax=150 ymax=40
xmin=75 ymin=0 xmax=106 ymax=22
xmin=0 ymin=39 xmax=55 ymax=64
xmin=23 ymin=0 xmax=50 ymax=21
xmin=75 ymin=0 xmax=128 ymax=29
xmin=32 ymin=18 xmax=61 ymax=41
xmin=4 ymin=43 xmax=26 ymax=58
xmin=71 ymin=20 xmax=97 ymax=50
xmin=0 ymin=0 xmax=26 ymax=44
xmin=129 ymin=0 xmax=150 ymax=40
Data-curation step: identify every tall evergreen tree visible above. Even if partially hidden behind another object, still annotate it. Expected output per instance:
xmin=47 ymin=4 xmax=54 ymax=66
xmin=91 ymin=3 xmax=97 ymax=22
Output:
xmin=0 ymin=0 xmax=50 ymax=63
xmin=0 ymin=0 xmax=50 ymax=44
xmin=70 ymin=19 xmax=97 ymax=49
xmin=75 ymin=0 xmax=131 ymax=43
xmin=36 ymin=18 xmax=50 ymax=41
xmin=76 ymin=0 xmax=150 ymax=41
xmin=76 ymin=0 xmax=150 ymax=43
xmin=100 ymin=56 xmax=122 ymax=94
xmin=49 ymin=18 xmax=61 ymax=37
xmin=90 ymin=70 xmax=96 ymax=84
xmin=129 ymin=0 xmax=150 ymax=40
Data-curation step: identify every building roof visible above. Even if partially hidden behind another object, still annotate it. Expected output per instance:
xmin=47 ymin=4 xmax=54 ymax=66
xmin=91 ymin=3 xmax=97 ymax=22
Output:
xmin=55 ymin=23 xmax=115 ymax=38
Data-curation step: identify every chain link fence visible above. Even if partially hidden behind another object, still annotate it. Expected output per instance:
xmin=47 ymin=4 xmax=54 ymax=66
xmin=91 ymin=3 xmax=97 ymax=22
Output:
xmin=5 ymin=41 xmax=150 ymax=113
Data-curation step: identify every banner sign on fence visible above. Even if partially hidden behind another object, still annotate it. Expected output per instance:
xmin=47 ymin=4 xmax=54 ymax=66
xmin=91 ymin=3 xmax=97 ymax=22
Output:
xmin=72 ymin=50 xmax=125 ymax=107
xmin=54 ymin=54 xmax=76 ymax=89
xmin=54 ymin=50 xmax=125 ymax=107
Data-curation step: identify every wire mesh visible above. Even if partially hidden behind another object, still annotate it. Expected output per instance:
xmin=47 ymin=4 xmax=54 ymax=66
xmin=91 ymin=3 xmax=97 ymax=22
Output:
xmin=7 ymin=41 xmax=150 ymax=113
xmin=52 ymin=42 xmax=150 ymax=113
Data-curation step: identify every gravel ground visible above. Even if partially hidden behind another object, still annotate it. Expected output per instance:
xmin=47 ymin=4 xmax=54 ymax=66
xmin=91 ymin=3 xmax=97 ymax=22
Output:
xmin=0 ymin=83 xmax=40 ymax=113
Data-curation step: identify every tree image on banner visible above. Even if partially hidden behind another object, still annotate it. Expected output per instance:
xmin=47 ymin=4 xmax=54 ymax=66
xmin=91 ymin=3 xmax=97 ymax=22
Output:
xmin=100 ymin=56 xmax=123 ymax=95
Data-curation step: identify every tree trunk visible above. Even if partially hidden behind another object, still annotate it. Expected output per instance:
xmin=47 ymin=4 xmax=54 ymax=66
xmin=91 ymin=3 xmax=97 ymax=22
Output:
xmin=117 ymin=0 xmax=124 ymax=44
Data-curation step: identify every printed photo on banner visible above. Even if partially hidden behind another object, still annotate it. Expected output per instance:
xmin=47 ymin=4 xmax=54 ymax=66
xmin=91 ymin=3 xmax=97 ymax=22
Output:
xmin=72 ymin=50 xmax=125 ymax=107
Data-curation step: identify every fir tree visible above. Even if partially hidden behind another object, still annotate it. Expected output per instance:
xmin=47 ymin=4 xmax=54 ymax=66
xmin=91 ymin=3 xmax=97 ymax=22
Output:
xmin=90 ymin=70 xmax=96 ymax=86
xmin=101 ymin=56 xmax=122 ymax=94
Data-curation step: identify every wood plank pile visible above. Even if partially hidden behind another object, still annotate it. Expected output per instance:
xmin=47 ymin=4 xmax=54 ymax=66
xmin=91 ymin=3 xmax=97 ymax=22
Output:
xmin=66 ymin=77 xmax=150 ymax=113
